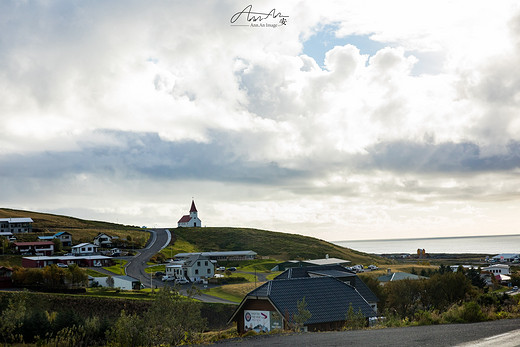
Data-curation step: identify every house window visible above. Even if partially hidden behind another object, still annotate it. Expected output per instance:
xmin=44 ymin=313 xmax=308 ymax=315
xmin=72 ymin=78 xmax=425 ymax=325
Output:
xmin=195 ymin=269 xmax=199 ymax=275
xmin=205 ymin=261 xmax=208 ymax=266
xmin=197 ymin=261 xmax=201 ymax=266
xmin=207 ymin=269 xmax=211 ymax=274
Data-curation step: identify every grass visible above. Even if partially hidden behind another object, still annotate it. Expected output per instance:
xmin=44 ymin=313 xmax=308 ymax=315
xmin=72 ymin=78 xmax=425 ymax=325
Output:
xmin=227 ymin=272 xmax=257 ymax=282
xmin=174 ymin=227 xmax=388 ymax=265
xmin=203 ymin=282 xmax=266 ymax=303
xmin=0 ymin=255 xmax=22 ymax=267
xmin=145 ymin=264 xmax=166 ymax=273
xmin=103 ymin=259 xmax=128 ymax=275
xmin=85 ymin=288 xmax=154 ymax=300
xmin=0 ymin=208 xmax=150 ymax=246
xmin=266 ymin=272 xmax=282 ymax=280
xmin=87 ymin=269 xmax=107 ymax=277
xmin=160 ymin=237 xmax=199 ymax=258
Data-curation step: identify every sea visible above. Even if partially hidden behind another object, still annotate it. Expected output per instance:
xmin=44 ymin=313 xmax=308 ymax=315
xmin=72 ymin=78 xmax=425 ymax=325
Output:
xmin=332 ymin=234 xmax=520 ymax=255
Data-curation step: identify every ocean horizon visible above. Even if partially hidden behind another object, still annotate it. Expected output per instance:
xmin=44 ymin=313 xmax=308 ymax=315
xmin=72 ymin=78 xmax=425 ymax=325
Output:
xmin=332 ymin=234 xmax=520 ymax=254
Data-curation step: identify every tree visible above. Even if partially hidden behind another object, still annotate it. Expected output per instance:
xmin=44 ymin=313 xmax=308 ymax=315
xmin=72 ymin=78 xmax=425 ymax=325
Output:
xmin=291 ymin=297 xmax=311 ymax=332
xmin=0 ymin=292 xmax=27 ymax=343
xmin=344 ymin=303 xmax=366 ymax=330
xmin=106 ymin=276 xmax=114 ymax=288
xmin=66 ymin=264 xmax=88 ymax=288
xmin=143 ymin=286 xmax=206 ymax=345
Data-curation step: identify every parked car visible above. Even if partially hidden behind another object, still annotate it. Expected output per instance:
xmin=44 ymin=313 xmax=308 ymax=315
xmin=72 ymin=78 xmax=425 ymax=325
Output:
xmin=162 ymin=275 xmax=175 ymax=282
xmin=154 ymin=271 xmax=165 ymax=278
xmin=56 ymin=263 xmax=68 ymax=268
xmin=174 ymin=278 xmax=189 ymax=285
xmin=217 ymin=266 xmax=226 ymax=271
xmin=228 ymin=267 xmax=237 ymax=271
xmin=513 ymin=286 xmax=519 ymax=291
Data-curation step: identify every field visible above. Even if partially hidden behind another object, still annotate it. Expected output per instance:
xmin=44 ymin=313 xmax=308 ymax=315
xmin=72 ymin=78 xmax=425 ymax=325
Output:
xmin=0 ymin=208 xmax=150 ymax=246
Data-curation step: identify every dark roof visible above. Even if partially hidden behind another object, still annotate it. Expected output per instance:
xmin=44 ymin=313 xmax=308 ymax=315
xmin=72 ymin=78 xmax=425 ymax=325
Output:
xmin=190 ymin=200 xmax=197 ymax=212
xmin=14 ymin=241 xmax=54 ymax=246
xmin=178 ymin=215 xmax=191 ymax=223
xmin=274 ymin=265 xmax=378 ymax=303
xmin=242 ymin=277 xmax=376 ymax=325
xmin=183 ymin=254 xmax=209 ymax=267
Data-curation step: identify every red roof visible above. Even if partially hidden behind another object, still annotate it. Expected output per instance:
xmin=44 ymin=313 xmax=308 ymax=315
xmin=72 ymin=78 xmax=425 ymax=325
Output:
xmin=190 ymin=200 xmax=198 ymax=212
xmin=14 ymin=241 xmax=54 ymax=246
xmin=178 ymin=215 xmax=192 ymax=223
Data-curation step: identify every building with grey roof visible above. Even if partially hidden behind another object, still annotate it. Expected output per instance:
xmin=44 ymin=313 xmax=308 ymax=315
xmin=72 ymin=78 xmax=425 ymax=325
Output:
xmin=0 ymin=218 xmax=33 ymax=234
xmin=274 ymin=265 xmax=379 ymax=312
xmin=228 ymin=276 xmax=377 ymax=333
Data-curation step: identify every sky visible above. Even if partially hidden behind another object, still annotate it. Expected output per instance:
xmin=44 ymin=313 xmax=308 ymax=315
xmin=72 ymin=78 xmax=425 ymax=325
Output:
xmin=2 ymin=0 xmax=520 ymax=242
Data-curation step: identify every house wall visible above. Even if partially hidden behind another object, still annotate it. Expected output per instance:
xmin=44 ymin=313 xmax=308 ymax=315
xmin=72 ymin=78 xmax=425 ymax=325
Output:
xmin=185 ymin=259 xmax=214 ymax=280
xmin=236 ymin=299 xmax=278 ymax=334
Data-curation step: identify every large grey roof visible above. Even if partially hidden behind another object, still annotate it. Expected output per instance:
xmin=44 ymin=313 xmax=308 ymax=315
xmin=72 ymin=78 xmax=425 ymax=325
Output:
xmin=247 ymin=277 xmax=376 ymax=325
xmin=274 ymin=265 xmax=379 ymax=303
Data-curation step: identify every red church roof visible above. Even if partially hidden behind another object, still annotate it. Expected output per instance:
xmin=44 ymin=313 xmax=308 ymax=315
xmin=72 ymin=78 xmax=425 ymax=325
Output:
xmin=178 ymin=215 xmax=192 ymax=223
xmin=190 ymin=200 xmax=198 ymax=212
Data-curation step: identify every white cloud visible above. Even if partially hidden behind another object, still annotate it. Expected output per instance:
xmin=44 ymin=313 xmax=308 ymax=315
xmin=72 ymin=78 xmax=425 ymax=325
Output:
xmin=2 ymin=1 xmax=520 ymax=241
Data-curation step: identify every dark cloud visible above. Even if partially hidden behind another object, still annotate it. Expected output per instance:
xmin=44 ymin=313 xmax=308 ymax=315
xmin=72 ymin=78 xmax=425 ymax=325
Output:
xmin=364 ymin=140 xmax=520 ymax=173
xmin=0 ymin=130 xmax=304 ymax=184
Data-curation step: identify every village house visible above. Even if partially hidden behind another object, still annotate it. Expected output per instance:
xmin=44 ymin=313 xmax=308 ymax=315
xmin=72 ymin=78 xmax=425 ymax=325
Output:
xmin=274 ymin=265 xmax=379 ymax=313
xmin=492 ymin=253 xmax=520 ymax=263
xmin=482 ymin=264 xmax=510 ymax=275
xmin=93 ymin=233 xmax=113 ymax=247
xmin=228 ymin=276 xmax=377 ymax=333
xmin=271 ymin=256 xmax=351 ymax=271
xmin=13 ymin=241 xmax=54 ymax=256
xmin=38 ymin=231 xmax=73 ymax=247
xmin=22 ymin=255 xmax=112 ymax=268
xmin=91 ymin=275 xmax=141 ymax=290
xmin=377 ymin=269 xmax=428 ymax=284
xmin=165 ymin=254 xmax=214 ymax=282
xmin=72 ymin=243 xmax=99 ymax=256
xmin=177 ymin=200 xmax=202 ymax=227
xmin=0 ymin=218 xmax=33 ymax=234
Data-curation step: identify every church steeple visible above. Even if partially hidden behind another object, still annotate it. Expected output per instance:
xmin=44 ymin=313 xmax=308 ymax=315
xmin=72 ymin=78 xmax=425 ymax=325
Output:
xmin=190 ymin=200 xmax=198 ymax=213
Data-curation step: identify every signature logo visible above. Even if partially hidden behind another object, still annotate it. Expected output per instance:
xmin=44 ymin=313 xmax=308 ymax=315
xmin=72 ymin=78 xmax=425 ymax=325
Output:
xmin=230 ymin=5 xmax=288 ymax=28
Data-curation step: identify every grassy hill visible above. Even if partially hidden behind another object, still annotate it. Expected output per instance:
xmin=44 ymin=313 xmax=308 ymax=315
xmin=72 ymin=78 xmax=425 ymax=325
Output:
xmin=0 ymin=208 xmax=148 ymax=245
xmin=174 ymin=227 xmax=388 ymax=265
xmin=1 ymin=208 xmax=388 ymax=265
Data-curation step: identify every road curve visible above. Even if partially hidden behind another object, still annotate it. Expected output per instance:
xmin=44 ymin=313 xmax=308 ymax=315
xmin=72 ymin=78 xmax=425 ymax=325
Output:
xmin=125 ymin=228 xmax=170 ymax=287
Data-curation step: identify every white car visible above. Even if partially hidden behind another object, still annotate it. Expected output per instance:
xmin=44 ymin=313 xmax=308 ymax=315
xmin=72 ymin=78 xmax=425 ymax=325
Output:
xmin=174 ymin=278 xmax=189 ymax=285
xmin=56 ymin=263 xmax=68 ymax=268
xmin=162 ymin=275 xmax=175 ymax=282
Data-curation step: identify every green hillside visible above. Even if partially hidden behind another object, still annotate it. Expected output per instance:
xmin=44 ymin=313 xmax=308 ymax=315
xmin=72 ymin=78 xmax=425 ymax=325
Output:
xmin=0 ymin=208 xmax=148 ymax=245
xmin=1 ymin=208 xmax=388 ymax=265
xmin=174 ymin=227 xmax=388 ymax=265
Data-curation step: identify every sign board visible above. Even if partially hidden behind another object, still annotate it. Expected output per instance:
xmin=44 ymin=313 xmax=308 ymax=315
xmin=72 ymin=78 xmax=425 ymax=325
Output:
xmin=244 ymin=310 xmax=283 ymax=332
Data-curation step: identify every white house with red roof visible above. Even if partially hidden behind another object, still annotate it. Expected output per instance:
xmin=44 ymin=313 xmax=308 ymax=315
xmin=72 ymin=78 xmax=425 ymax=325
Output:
xmin=177 ymin=200 xmax=202 ymax=227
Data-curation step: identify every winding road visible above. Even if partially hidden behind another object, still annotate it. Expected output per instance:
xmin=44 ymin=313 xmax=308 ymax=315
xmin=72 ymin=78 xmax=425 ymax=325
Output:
xmin=124 ymin=228 xmax=237 ymax=304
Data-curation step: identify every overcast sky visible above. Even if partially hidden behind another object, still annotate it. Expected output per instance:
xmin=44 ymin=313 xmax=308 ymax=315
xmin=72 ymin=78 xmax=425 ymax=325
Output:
xmin=2 ymin=1 xmax=520 ymax=241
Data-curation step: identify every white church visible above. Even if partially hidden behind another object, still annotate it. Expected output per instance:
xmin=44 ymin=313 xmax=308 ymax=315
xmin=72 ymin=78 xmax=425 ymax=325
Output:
xmin=177 ymin=200 xmax=202 ymax=227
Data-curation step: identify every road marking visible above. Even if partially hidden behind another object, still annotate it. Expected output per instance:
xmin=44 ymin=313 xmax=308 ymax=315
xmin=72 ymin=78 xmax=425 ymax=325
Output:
xmin=457 ymin=329 xmax=520 ymax=347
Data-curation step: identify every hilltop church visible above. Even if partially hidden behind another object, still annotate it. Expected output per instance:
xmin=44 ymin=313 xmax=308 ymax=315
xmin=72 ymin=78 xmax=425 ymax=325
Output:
xmin=177 ymin=200 xmax=202 ymax=227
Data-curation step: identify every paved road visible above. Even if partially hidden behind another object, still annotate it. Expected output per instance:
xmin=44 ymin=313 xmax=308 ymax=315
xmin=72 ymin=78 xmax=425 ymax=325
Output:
xmin=123 ymin=228 xmax=236 ymax=304
xmin=208 ymin=319 xmax=520 ymax=347
xmin=125 ymin=228 xmax=171 ymax=287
